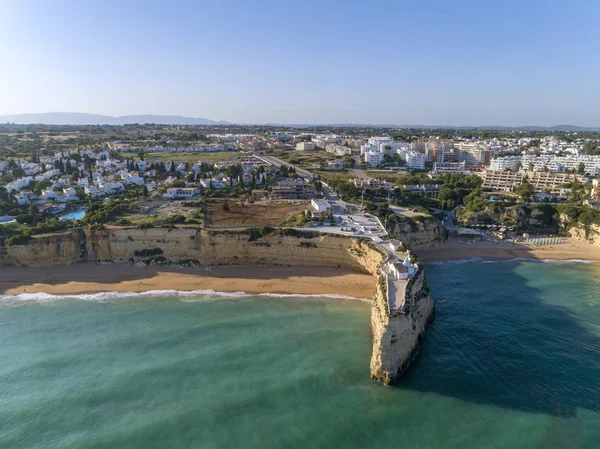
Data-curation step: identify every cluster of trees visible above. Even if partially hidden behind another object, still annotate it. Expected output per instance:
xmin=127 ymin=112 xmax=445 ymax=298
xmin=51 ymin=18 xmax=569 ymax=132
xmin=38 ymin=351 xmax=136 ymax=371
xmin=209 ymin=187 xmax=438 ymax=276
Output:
xmin=583 ymin=141 xmax=599 ymax=155
xmin=82 ymin=200 xmax=130 ymax=225
xmin=436 ymin=175 xmax=483 ymax=209
xmin=515 ymin=182 xmax=536 ymax=202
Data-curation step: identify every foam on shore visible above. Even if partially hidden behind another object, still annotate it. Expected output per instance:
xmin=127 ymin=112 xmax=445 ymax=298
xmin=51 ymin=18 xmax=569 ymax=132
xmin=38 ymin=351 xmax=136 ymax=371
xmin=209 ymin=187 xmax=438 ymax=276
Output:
xmin=0 ymin=289 xmax=371 ymax=304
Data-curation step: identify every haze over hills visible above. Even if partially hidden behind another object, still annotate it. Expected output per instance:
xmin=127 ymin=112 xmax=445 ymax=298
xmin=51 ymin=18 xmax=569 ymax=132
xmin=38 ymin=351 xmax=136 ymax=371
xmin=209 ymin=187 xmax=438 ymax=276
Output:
xmin=0 ymin=112 xmax=230 ymax=126
xmin=1 ymin=112 xmax=599 ymax=131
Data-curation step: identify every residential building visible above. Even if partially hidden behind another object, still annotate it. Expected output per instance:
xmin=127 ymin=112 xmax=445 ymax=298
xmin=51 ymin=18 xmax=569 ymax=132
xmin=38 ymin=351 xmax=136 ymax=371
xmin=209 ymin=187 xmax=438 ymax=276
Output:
xmin=364 ymin=151 xmax=384 ymax=167
xmin=490 ymin=156 xmax=522 ymax=171
xmin=311 ymin=199 xmax=332 ymax=213
xmin=270 ymin=179 xmax=316 ymax=199
xmin=481 ymin=170 xmax=583 ymax=195
xmin=296 ymin=142 xmax=316 ymax=151
xmin=401 ymin=149 xmax=425 ymax=170
xmin=353 ymin=178 xmax=393 ymax=191
xmin=397 ymin=184 xmax=440 ymax=196
xmin=162 ymin=187 xmax=199 ymax=199
xmin=431 ymin=161 xmax=467 ymax=175
xmin=325 ymin=144 xmax=352 ymax=156
xmin=480 ymin=170 xmax=524 ymax=192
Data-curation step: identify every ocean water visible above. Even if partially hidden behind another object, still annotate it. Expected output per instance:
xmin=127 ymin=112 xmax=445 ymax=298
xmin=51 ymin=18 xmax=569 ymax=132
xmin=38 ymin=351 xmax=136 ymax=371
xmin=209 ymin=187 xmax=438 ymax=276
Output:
xmin=1 ymin=261 xmax=600 ymax=448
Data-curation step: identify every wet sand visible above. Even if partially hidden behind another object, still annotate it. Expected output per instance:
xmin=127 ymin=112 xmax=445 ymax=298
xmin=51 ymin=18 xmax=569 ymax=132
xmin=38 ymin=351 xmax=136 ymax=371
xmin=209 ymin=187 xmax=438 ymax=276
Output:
xmin=418 ymin=237 xmax=600 ymax=263
xmin=0 ymin=264 xmax=376 ymax=299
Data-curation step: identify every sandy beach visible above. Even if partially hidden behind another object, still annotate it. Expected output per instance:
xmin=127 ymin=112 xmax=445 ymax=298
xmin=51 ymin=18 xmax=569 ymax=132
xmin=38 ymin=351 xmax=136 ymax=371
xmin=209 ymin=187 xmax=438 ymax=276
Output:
xmin=418 ymin=236 xmax=600 ymax=263
xmin=0 ymin=264 xmax=377 ymax=299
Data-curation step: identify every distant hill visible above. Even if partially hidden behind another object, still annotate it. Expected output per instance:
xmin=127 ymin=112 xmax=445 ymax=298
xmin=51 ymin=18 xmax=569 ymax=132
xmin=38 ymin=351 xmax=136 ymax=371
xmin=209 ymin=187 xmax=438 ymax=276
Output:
xmin=0 ymin=113 xmax=598 ymax=131
xmin=0 ymin=112 xmax=230 ymax=126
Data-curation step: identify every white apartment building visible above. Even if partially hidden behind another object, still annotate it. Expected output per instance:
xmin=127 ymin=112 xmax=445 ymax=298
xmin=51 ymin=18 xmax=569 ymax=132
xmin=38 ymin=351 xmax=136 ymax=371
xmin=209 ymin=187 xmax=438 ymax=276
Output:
xmin=431 ymin=161 xmax=467 ymax=175
xmin=163 ymin=187 xmax=199 ymax=199
xmin=490 ymin=156 xmax=522 ymax=171
xmin=120 ymin=172 xmax=145 ymax=186
xmin=325 ymin=144 xmax=352 ymax=156
xmin=399 ymin=149 xmax=425 ymax=170
xmin=5 ymin=176 xmax=34 ymax=193
xmin=364 ymin=151 xmax=385 ymax=167
xmin=360 ymin=137 xmax=407 ymax=155
xmin=311 ymin=199 xmax=332 ymax=213
xmin=296 ymin=142 xmax=316 ymax=151
xmin=491 ymin=154 xmax=600 ymax=175
xmin=16 ymin=192 xmax=35 ymax=205
xmin=481 ymin=170 xmax=583 ymax=195
xmin=360 ymin=143 xmax=378 ymax=155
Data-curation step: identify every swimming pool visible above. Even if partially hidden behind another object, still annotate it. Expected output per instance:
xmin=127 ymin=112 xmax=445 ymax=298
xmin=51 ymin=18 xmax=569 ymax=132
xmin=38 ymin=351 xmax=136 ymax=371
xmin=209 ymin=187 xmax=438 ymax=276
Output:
xmin=0 ymin=216 xmax=15 ymax=224
xmin=59 ymin=209 xmax=86 ymax=221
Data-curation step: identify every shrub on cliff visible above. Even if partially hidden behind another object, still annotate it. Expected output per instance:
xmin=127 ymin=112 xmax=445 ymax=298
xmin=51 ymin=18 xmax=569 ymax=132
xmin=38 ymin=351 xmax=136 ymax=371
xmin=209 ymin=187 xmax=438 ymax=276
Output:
xmin=5 ymin=234 xmax=33 ymax=246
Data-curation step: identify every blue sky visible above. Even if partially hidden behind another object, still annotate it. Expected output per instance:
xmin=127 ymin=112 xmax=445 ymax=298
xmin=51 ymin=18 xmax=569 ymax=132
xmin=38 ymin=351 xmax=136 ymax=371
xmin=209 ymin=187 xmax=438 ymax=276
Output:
xmin=1 ymin=0 xmax=599 ymax=126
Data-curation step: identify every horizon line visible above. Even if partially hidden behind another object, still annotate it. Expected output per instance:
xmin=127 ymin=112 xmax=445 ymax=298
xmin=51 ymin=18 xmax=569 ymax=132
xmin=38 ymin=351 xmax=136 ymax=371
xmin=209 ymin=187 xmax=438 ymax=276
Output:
xmin=0 ymin=112 xmax=598 ymax=130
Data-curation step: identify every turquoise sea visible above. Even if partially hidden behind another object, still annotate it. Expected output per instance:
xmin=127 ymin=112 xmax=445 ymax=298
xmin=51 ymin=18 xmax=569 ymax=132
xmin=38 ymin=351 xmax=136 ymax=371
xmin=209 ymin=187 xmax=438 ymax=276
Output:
xmin=1 ymin=261 xmax=600 ymax=448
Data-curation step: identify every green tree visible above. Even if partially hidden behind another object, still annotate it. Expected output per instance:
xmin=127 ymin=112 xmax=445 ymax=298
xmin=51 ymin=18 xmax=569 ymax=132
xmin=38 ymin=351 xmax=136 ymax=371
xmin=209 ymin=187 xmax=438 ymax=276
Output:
xmin=583 ymin=141 xmax=598 ymax=155
xmin=33 ymin=179 xmax=52 ymax=194
xmin=515 ymin=182 xmax=535 ymax=202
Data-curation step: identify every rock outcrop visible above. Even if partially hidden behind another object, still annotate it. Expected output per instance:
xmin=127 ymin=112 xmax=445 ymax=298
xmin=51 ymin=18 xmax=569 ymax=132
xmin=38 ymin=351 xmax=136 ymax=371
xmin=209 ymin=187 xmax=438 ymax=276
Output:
xmin=370 ymin=267 xmax=434 ymax=384
xmin=567 ymin=223 xmax=600 ymax=246
xmin=0 ymin=229 xmax=82 ymax=266
xmin=389 ymin=217 xmax=446 ymax=249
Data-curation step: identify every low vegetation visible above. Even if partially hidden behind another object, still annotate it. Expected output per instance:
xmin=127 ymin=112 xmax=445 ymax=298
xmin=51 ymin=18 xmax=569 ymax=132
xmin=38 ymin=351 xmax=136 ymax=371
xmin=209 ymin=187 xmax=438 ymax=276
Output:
xmin=205 ymin=199 xmax=308 ymax=227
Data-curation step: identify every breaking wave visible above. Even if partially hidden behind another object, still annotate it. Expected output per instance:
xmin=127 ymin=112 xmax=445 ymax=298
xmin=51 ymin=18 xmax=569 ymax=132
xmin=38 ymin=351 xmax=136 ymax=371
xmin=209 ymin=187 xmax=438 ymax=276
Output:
xmin=0 ymin=289 xmax=371 ymax=304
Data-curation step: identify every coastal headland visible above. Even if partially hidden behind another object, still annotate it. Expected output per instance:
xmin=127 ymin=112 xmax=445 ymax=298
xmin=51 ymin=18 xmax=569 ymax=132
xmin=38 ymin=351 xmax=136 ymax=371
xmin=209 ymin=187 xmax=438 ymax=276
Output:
xmin=0 ymin=225 xmax=437 ymax=385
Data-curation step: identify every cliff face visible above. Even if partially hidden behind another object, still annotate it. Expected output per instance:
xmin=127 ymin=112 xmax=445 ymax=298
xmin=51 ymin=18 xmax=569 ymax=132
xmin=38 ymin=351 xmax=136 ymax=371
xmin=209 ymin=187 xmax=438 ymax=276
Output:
xmin=503 ymin=204 xmax=559 ymax=233
xmin=370 ymin=268 xmax=434 ymax=385
xmin=85 ymin=228 xmax=383 ymax=273
xmin=556 ymin=212 xmax=600 ymax=246
xmin=389 ymin=217 xmax=446 ymax=249
xmin=0 ymin=227 xmax=384 ymax=274
xmin=0 ymin=230 xmax=82 ymax=266
xmin=567 ymin=223 xmax=600 ymax=246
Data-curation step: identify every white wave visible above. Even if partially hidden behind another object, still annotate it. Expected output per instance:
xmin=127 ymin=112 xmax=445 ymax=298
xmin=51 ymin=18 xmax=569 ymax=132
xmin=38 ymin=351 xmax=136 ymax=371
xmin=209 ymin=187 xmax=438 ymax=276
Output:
xmin=258 ymin=292 xmax=371 ymax=302
xmin=0 ymin=289 xmax=370 ymax=304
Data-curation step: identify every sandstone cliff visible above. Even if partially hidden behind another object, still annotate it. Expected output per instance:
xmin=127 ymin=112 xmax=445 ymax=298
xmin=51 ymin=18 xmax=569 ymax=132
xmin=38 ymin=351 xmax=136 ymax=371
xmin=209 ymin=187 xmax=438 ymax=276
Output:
xmin=0 ymin=229 xmax=82 ymax=266
xmin=370 ymin=267 xmax=434 ymax=385
xmin=389 ymin=217 xmax=446 ymax=249
xmin=0 ymin=227 xmax=385 ymax=274
xmin=566 ymin=223 xmax=600 ymax=246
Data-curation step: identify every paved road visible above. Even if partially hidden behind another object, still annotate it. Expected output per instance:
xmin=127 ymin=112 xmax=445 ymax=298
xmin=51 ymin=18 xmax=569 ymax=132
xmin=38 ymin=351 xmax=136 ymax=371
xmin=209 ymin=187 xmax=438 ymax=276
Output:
xmin=255 ymin=154 xmax=351 ymax=214
xmin=254 ymin=153 xmax=387 ymax=235
xmin=255 ymin=154 xmax=313 ymax=179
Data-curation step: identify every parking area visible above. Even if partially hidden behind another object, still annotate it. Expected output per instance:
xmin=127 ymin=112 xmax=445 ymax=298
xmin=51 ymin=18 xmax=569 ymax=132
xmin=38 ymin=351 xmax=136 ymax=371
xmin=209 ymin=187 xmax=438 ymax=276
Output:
xmin=306 ymin=212 xmax=387 ymax=240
